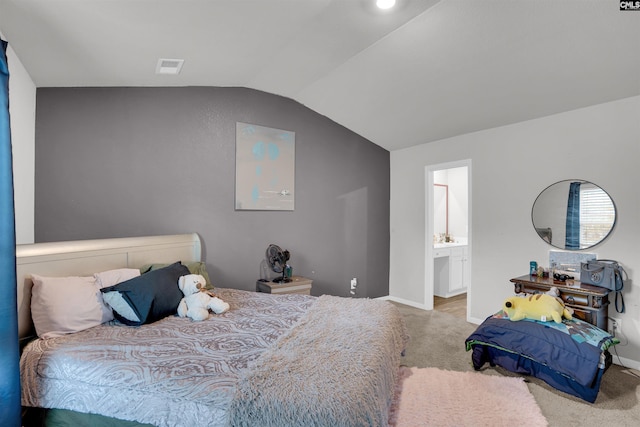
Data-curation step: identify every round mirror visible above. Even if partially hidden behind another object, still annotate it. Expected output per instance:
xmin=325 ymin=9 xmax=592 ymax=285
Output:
xmin=531 ymin=180 xmax=616 ymax=250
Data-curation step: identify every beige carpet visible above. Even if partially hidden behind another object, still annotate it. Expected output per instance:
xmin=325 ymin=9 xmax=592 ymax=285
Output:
xmin=389 ymin=366 xmax=547 ymax=427
xmin=392 ymin=301 xmax=640 ymax=427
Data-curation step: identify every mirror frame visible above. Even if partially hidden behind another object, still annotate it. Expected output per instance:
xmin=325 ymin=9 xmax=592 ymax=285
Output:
xmin=531 ymin=179 xmax=616 ymax=251
xmin=434 ymin=183 xmax=449 ymax=236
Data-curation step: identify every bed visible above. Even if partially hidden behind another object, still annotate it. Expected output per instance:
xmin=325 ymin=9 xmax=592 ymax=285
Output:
xmin=465 ymin=310 xmax=618 ymax=403
xmin=18 ymin=234 xmax=409 ymax=426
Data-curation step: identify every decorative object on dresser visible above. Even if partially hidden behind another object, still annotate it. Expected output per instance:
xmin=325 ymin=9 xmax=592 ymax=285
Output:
xmin=580 ymin=259 xmax=627 ymax=313
xmin=256 ymin=275 xmax=313 ymax=295
xmin=502 ymin=293 xmax=573 ymax=323
xmin=510 ymin=274 xmax=609 ymax=330
xmin=548 ymin=249 xmax=596 ymax=278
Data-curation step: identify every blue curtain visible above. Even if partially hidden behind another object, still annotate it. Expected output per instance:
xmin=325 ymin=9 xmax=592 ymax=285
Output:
xmin=565 ymin=181 xmax=581 ymax=250
xmin=0 ymin=39 xmax=21 ymax=426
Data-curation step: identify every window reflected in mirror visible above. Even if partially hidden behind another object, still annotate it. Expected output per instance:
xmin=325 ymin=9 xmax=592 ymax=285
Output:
xmin=531 ymin=180 xmax=616 ymax=250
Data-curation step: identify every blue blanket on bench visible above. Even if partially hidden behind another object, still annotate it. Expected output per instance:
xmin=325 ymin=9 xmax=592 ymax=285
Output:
xmin=465 ymin=311 xmax=618 ymax=402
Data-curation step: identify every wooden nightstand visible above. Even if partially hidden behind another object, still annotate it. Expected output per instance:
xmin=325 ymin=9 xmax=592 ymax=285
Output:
xmin=256 ymin=276 xmax=313 ymax=295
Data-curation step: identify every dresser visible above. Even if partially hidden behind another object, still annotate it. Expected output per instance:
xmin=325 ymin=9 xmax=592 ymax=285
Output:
xmin=510 ymin=274 xmax=609 ymax=330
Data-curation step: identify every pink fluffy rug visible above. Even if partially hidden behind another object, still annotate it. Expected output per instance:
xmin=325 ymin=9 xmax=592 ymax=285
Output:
xmin=388 ymin=367 xmax=548 ymax=427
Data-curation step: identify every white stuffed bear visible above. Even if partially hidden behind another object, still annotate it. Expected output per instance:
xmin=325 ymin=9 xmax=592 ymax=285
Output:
xmin=177 ymin=274 xmax=229 ymax=321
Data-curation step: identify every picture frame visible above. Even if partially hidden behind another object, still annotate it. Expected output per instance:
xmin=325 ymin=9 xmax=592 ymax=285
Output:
xmin=235 ymin=122 xmax=295 ymax=211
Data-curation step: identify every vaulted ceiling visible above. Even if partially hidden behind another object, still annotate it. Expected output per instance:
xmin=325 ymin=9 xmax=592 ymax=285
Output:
xmin=1 ymin=0 xmax=639 ymax=151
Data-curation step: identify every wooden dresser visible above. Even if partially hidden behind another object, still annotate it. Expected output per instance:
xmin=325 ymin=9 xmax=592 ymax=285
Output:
xmin=510 ymin=274 xmax=609 ymax=330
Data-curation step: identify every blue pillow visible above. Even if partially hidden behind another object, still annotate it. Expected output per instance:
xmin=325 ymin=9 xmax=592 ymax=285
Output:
xmin=101 ymin=261 xmax=189 ymax=326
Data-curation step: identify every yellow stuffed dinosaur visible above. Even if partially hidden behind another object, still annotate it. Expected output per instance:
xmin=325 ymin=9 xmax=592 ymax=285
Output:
xmin=503 ymin=294 xmax=573 ymax=323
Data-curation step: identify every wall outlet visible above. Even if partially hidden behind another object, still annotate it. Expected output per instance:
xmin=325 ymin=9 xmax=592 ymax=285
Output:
xmin=609 ymin=318 xmax=621 ymax=337
xmin=350 ymin=278 xmax=357 ymax=290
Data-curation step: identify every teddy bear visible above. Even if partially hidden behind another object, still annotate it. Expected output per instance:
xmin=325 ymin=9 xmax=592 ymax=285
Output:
xmin=177 ymin=274 xmax=230 ymax=321
xmin=503 ymin=293 xmax=572 ymax=323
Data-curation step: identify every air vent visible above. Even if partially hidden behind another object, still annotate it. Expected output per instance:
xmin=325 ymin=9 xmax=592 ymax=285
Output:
xmin=155 ymin=58 xmax=184 ymax=75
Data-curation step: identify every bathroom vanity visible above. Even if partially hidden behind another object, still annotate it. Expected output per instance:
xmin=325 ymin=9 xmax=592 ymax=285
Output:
xmin=433 ymin=243 xmax=469 ymax=298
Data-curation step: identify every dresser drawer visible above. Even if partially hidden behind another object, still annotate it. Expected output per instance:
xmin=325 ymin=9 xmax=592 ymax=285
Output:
xmin=433 ymin=248 xmax=450 ymax=258
xmin=560 ymin=292 xmax=589 ymax=307
xmin=570 ymin=306 xmax=607 ymax=330
xmin=572 ymin=308 xmax=594 ymax=325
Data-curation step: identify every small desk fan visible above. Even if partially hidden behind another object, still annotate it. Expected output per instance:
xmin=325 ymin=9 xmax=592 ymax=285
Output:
xmin=265 ymin=244 xmax=291 ymax=283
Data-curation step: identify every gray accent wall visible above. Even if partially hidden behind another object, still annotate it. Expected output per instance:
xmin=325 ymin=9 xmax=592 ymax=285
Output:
xmin=34 ymin=87 xmax=390 ymax=298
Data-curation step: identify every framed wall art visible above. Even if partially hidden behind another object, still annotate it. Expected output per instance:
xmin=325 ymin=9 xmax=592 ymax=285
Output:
xmin=235 ymin=122 xmax=295 ymax=211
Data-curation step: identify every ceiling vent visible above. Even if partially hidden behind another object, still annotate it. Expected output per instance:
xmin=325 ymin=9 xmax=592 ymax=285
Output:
xmin=155 ymin=58 xmax=184 ymax=75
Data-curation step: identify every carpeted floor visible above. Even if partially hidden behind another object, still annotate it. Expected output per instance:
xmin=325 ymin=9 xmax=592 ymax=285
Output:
xmin=392 ymin=301 xmax=640 ymax=427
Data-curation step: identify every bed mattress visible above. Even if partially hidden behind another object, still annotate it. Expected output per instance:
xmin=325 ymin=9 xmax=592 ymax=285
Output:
xmin=21 ymin=288 xmax=408 ymax=426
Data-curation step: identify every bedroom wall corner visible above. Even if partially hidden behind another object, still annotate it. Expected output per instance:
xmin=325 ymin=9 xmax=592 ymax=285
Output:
xmin=1 ymin=33 xmax=36 ymax=244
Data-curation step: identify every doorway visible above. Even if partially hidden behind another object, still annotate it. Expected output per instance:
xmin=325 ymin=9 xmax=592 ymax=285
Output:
xmin=425 ymin=160 xmax=471 ymax=319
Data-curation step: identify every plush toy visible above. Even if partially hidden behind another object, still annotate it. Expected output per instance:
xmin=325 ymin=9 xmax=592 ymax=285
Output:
xmin=503 ymin=293 xmax=572 ymax=323
xmin=177 ymin=274 xmax=230 ymax=321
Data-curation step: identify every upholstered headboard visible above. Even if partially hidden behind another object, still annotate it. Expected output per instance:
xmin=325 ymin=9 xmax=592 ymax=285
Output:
xmin=16 ymin=233 xmax=202 ymax=339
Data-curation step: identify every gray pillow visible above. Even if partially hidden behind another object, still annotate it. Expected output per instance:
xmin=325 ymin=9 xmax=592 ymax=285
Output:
xmin=101 ymin=261 xmax=189 ymax=326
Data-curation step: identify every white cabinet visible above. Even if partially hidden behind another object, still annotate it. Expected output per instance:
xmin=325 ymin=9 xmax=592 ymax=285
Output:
xmin=433 ymin=245 xmax=468 ymax=298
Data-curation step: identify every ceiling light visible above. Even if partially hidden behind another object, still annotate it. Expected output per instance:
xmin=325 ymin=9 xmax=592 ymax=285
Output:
xmin=376 ymin=0 xmax=396 ymax=9
xmin=155 ymin=58 xmax=184 ymax=75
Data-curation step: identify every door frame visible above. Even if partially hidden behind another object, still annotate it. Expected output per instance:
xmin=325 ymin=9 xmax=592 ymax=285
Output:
xmin=424 ymin=159 xmax=472 ymax=319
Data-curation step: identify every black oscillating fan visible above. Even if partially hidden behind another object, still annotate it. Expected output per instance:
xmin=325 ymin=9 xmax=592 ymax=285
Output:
xmin=265 ymin=244 xmax=291 ymax=283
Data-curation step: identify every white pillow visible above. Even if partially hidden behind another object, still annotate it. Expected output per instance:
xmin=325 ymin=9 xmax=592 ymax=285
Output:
xmin=94 ymin=268 xmax=140 ymax=288
xmin=30 ymin=274 xmax=110 ymax=338
xmin=96 ymin=268 xmax=142 ymax=323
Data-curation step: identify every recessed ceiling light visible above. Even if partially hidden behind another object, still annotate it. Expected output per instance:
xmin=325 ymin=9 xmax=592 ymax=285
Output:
xmin=155 ymin=58 xmax=184 ymax=75
xmin=376 ymin=0 xmax=396 ymax=10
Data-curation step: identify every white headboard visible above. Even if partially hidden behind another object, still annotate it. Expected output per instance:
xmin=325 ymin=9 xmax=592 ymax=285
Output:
xmin=16 ymin=233 xmax=202 ymax=339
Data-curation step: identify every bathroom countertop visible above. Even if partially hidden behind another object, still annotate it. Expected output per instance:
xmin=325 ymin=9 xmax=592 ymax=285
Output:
xmin=433 ymin=242 xmax=467 ymax=249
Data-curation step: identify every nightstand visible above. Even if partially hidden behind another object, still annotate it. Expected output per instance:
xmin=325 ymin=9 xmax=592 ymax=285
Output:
xmin=256 ymin=276 xmax=313 ymax=295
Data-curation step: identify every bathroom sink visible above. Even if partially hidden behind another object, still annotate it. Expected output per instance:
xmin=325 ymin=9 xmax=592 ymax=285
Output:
xmin=434 ymin=242 xmax=466 ymax=249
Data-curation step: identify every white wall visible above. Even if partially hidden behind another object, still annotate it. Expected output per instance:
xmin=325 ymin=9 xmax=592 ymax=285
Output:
xmin=1 ymin=32 xmax=36 ymax=244
xmin=390 ymin=96 xmax=640 ymax=368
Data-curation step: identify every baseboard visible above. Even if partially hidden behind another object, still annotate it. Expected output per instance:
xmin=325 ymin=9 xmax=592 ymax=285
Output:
xmin=611 ymin=353 xmax=640 ymax=372
xmin=467 ymin=315 xmax=484 ymax=325
xmin=435 ymin=288 xmax=467 ymax=299
xmin=378 ymin=295 xmax=428 ymax=310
